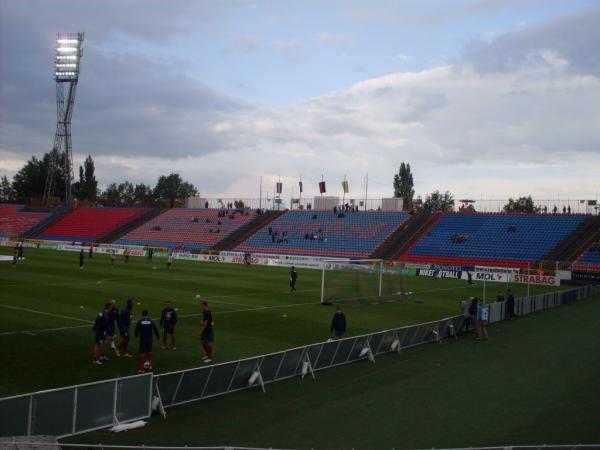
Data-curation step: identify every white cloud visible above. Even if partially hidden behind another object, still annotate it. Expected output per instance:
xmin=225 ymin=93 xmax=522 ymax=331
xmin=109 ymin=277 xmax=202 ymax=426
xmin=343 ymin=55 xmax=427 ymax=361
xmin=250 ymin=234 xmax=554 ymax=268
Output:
xmin=315 ymin=32 xmax=351 ymax=46
xmin=271 ymin=37 xmax=302 ymax=56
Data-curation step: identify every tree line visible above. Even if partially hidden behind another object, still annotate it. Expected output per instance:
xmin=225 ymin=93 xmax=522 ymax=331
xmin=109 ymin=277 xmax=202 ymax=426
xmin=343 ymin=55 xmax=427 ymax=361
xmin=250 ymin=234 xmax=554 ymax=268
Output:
xmin=392 ymin=162 xmax=541 ymax=213
xmin=0 ymin=151 xmax=197 ymax=208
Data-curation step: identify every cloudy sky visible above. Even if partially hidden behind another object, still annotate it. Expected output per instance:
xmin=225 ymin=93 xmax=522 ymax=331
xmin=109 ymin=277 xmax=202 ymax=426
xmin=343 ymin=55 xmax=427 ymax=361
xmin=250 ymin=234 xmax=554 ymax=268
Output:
xmin=1 ymin=0 xmax=599 ymax=202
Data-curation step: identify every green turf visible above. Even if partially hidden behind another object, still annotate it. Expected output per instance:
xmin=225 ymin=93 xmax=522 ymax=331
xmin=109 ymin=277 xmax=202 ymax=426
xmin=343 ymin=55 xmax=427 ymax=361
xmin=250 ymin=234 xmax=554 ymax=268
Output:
xmin=0 ymin=247 xmax=560 ymax=397
xmin=67 ymin=296 xmax=600 ymax=449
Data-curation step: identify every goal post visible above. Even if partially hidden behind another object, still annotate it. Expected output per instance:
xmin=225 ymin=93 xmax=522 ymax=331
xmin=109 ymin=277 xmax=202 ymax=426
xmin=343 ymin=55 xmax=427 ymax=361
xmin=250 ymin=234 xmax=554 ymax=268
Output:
xmin=320 ymin=259 xmax=408 ymax=305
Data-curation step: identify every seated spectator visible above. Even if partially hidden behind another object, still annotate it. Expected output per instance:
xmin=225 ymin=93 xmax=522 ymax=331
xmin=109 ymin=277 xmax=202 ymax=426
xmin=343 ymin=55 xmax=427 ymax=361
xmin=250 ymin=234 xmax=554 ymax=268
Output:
xmin=508 ymin=225 xmax=517 ymax=232
xmin=312 ymin=214 xmax=317 ymax=219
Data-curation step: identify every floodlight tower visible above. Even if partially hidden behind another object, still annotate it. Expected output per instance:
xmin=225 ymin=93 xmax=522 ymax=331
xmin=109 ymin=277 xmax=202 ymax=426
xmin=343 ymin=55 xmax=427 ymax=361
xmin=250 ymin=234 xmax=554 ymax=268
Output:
xmin=43 ymin=32 xmax=84 ymax=206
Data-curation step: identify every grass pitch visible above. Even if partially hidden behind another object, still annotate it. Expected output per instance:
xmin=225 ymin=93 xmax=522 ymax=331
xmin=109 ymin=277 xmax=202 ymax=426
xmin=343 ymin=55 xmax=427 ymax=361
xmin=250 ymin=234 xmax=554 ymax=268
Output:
xmin=0 ymin=247 xmax=559 ymax=397
xmin=67 ymin=294 xmax=600 ymax=449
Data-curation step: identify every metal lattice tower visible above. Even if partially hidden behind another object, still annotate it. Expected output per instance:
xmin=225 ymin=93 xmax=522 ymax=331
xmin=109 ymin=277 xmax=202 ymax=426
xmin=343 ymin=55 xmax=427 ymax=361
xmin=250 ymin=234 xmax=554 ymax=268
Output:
xmin=44 ymin=32 xmax=84 ymax=206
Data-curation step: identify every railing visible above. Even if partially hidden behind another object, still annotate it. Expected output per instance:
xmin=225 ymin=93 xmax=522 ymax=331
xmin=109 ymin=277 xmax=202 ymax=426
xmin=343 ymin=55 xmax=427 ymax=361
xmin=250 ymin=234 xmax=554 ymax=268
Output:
xmin=0 ymin=286 xmax=595 ymax=440
xmin=0 ymin=374 xmax=152 ymax=439
xmin=1 ymin=444 xmax=599 ymax=450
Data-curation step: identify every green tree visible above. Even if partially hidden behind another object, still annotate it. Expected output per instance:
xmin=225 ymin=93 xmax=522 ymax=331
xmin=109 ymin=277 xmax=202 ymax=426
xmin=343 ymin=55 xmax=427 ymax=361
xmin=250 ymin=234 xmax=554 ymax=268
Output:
xmin=393 ymin=162 xmax=415 ymax=200
xmin=154 ymin=173 xmax=197 ymax=207
xmin=102 ymin=183 xmax=120 ymax=204
xmin=503 ymin=196 xmax=539 ymax=213
xmin=425 ymin=190 xmax=455 ymax=212
xmin=133 ymin=183 xmax=153 ymax=206
xmin=0 ymin=175 xmax=15 ymax=202
xmin=81 ymin=155 xmax=98 ymax=200
xmin=11 ymin=149 xmax=66 ymax=201
xmin=118 ymin=181 xmax=135 ymax=205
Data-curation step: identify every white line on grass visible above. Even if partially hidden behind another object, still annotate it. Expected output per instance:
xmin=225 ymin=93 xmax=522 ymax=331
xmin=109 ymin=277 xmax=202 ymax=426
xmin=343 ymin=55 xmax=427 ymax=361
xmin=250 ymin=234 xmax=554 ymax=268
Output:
xmin=0 ymin=304 xmax=93 ymax=323
xmin=0 ymin=324 xmax=90 ymax=336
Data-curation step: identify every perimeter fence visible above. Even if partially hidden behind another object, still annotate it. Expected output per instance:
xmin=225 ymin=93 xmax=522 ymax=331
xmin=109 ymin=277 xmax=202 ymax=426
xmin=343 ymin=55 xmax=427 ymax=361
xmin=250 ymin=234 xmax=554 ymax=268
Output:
xmin=0 ymin=286 xmax=596 ymax=440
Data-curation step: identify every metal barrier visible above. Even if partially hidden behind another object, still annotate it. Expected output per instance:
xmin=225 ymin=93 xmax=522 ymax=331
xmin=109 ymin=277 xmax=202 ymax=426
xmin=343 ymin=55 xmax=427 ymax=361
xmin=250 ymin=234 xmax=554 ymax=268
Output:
xmin=0 ymin=373 xmax=152 ymax=439
xmin=0 ymin=286 xmax=595 ymax=439
xmin=153 ymin=315 xmax=465 ymax=410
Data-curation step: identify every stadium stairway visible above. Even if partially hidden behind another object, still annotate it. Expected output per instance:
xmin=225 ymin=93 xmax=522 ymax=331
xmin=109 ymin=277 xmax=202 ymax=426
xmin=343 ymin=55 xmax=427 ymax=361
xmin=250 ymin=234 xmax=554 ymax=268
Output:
xmin=369 ymin=211 xmax=441 ymax=260
xmin=99 ymin=208 xmax=163 ymax=244
xmin=211 ymin=210 xmax=286 ymax=251
xmin=540 ymin=215 xmax=600 ymax=269
xmin=25 ymin=206 xmax=72 ymax=239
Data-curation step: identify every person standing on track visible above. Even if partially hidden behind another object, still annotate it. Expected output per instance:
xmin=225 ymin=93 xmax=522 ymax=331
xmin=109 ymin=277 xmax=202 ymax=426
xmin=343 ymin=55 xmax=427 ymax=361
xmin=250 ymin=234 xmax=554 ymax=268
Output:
xmin=330 ymin=304 xmax=347 ymax=339
xmin=107 ymin=299 xmax=120 ymax=355
xmin=200 ymin=301 xmax=214 ymax=363
xmin=92 ymin=303 xmax=111 ymax=365
xmin=475 ymin=297 xmax=489 ymax=341
xmin=290 ymin=266 xmax=298 ymax=292
xmin=160 ymin=301 xmax=178 ymax=350
xmin=135 ymin=309 xmax=160 ymax=373
xmin=118 ymin=299 xmax=134 ymax=357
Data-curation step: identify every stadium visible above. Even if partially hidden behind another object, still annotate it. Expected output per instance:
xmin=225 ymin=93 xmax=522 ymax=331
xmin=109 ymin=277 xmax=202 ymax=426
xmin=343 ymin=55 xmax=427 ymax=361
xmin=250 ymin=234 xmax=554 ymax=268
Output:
xmin=1 ymin=2 xmax=600 ymax=450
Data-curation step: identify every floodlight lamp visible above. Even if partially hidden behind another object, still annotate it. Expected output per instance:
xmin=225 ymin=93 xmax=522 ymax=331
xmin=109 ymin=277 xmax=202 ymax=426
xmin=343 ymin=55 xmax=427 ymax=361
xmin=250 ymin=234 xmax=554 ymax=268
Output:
xmin=57 ymin=47 xmax=77 ymax=52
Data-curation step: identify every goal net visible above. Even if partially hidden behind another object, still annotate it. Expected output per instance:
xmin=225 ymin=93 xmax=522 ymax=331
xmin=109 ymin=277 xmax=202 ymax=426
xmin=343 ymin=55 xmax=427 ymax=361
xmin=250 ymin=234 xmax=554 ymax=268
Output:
xmin=320 ymin=259 xmax=410 ymax=305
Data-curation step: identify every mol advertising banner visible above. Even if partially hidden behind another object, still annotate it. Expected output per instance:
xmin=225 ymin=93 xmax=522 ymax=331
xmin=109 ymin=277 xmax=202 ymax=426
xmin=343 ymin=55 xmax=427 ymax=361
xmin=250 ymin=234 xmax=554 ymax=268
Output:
xmin=461 ymin=271 xmax=511 ymax=283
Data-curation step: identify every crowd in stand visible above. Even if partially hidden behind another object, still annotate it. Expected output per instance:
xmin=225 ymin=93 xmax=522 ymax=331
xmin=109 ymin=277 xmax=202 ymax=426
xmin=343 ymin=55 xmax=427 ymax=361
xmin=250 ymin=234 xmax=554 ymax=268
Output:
xmin=450 ymin=234 xmax=469 ymax=243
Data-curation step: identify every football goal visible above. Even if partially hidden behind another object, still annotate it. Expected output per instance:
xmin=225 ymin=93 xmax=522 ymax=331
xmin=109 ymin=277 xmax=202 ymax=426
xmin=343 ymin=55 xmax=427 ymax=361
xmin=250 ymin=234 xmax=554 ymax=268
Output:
xmin=320 ymin=259 xmax=410 ymax=305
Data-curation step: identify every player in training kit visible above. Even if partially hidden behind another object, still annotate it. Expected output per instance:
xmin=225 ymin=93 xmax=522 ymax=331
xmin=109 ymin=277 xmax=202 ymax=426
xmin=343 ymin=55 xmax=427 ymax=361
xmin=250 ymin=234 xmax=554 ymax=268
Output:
xmin=92 ymin=303 xmax=111 ymax=365
xmin=330 ymin=304 xmax=347 ymax=339
xmin=123 ymin=248 xmax=129 ymax=264
xmin=117 ymin=299 xmax=134 ymax=357
xmin=79 ymin=249 xmax=84 ymax=269
xmin=160 ymin=301 xmax=178 ymax=350
xmin=135 ymin=310 xmax=160 ymax=373
xmin=290 ymin=266 xmax=298 ymax=292
xmin=111 ymin=251 xmax=116 ymax=267
xmin=106 ymin=299 xmax=120 ymax=355
xmin=166 ymin=253 xmax=174 ymax=271
xmin=200 ymin=302 xmax=214 ymax=363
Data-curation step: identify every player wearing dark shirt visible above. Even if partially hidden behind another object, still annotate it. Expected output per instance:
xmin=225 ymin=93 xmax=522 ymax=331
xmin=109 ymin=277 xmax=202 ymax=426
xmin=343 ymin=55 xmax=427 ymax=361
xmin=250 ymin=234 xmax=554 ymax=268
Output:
xmin=135 ymin=310 xmax=160 ymax=373
xmin=506 ymin=289 xmax=516 ymax=320
xmin=107 ymin=299 xmax=119 ymax=355
xmin=290 ymin=266 xmax=298 ymax=292
xmin=330 ymin=304 xmax=347 ymax=339
xmin=200 ymin=302 xmax=214 ymax=363
xmin=79 ymin=249 xmax=84 ymax=269
xmin=124 ymin=248 xmax=130 ymax=264
xmin=160 ymin=301 xmax=178 ymax=350
xmin=117 ymin=299 xmax=134 ymax=357
xmin=92 ymin=303 xmax=111 ymax=365
xmin=111 ymin=251 xmax=116 ymax=267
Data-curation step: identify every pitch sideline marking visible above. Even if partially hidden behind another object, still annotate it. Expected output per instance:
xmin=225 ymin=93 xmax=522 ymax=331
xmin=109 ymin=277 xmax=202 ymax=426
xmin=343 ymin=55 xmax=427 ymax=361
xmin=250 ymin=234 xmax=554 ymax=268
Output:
xmin=0 ymin=324 xmax=91 ymax=336
xmin=0 ymin=304 xmax=93 ymax=324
